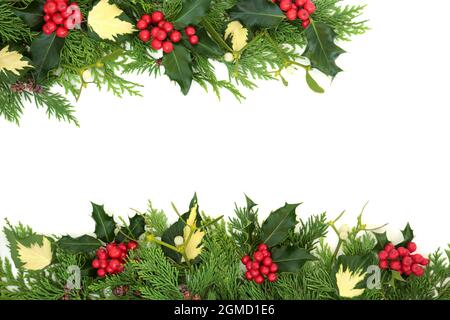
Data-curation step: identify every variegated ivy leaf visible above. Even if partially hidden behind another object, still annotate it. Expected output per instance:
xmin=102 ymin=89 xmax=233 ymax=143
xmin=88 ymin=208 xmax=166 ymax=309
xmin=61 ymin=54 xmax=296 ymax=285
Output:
xmin=0 ymin=46 xmax=32 ymax=76
xmin=182 ymin=204 xmax=205 ymax=261
xmin=88 ymin=0 xmax=135 ymax=41
xmin=224 ymin=21 xmax=248 ymax=52
xmin=17 ymin=237 xmax=53 ymax=271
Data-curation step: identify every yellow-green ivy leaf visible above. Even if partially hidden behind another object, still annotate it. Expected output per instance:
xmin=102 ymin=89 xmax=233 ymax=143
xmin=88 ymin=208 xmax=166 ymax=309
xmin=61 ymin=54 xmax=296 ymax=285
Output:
xmin=335 ymin=265 xmax=365 ymax=298
xmin=0 ymin=45 xmax=32 ymax=76
xmin=182 ymin=204 xmax=205 ymax=261
xmin=224 ymin=21 xmax=248 ymax=52
xmin=17 ymin=237 xmax=52 ymax=271
xmin=88 ymin=0 xmax=134 ymax=41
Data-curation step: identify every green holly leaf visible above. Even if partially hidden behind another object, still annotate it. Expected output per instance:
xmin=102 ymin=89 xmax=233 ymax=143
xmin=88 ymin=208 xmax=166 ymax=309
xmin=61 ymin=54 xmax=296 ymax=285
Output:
xmin=397 ymin=223 xmax=414 ymax=247
xmin=30 ymin=33 xmax=65 ymax=81
xmin=245 ymin=194 xmax=257 ymax=212
xmin=13 ymin=0 xmax=45 ymax=30
xmin=261 ymin=203 xmax=300 ymax=247
xmin=373 ymin=231 xmax=389 ymax=251
xmin=183 ymin=28 xmax=223 ymax=57
xmin=272 ymin=246 xmax=316 ymax=272
xmin=163 ymin=44 xmax=193 ymax=95
xmin=115 ymin=214 xmax=146 ymax=242
xmin=58 ymin=235 xmax=102 ymax=253
xmin=303 ymin=21 xmax=345 ymax=78
xmin=91 ymin=203 xmax=116 ymax=243
xmin=229 ymin=0 xmax=284 ymax=28
xmin=305 ymin=70 xmax=325 ymax=93
xmin=174 ymin=0 xmax=212 ymax=28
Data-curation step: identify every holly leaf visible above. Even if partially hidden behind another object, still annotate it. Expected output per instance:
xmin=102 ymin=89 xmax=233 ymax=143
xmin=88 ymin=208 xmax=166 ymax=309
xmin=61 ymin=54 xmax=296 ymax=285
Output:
xmin=174 ymin=0 xmax=212 ymax=28
xmin=183 ymin=28 xmax=223 ymax=57
xmin=13 ymin=0 xmax=45 ymax=30
xmin=88 ymin=0 xmax=135 ymax=41
xmin=373 ymin=231 xmax=389 ymax=252
xmin=261 ymin=203 xmax=300 ymax=247
xmin=303 ymin=21 xmax=345 ymax=78
xmin=272 ymin=246 xmax=316 ymax=272
xmin=163 ymin=44 xmax=193 ymax=95
xmin=30 ymin=33 xmax=65 ymax=80
xmin=58 ymin=235 xmax=102 ymax=253
xmin=91 ymin=202 xmax=116 ymax=243
xmin=229 ymin=0 xmax=284 ymax=28
xmin=115 ymin=214 xmax=146 ymax=242
xmin=305 ymin=70 xmax=325 ymax=94
xmin=397 ymin=223 xmax=414 ymax=248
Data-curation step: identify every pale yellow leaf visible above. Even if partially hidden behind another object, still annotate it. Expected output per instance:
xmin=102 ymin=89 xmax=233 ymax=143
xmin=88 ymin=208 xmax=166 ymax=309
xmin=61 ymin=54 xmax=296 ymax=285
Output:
xmin=182 ymin=204 xmax=204 ymax=261
xmin=0 ymin=46 xmax=31 ymax=76
xmin=17 ymin=237 xmax=52 ymax=271
xmin=224 ymin=21 xmax=248 ymax=52
xmin=335 ymin=265 xmax=365 ymax=298
xmin=88 ymin=0 xmax=134 ymax=41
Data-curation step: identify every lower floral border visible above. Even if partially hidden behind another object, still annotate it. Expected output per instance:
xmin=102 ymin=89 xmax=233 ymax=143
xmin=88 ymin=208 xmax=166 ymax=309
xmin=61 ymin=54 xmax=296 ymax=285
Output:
xmin=1 ymin=195 xmax=449 ymax=300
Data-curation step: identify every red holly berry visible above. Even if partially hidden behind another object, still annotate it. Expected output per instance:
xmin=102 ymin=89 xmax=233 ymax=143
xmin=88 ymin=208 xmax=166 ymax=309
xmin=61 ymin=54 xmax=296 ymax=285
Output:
xmin=397 ymin=247 xmax=410 ymax=257
xmin=411 ymin=254 xmax=423 ymax=264
xmin=250 ymin=269 xmax=260 ymax=278
xmin=151 ymin=27 xmax=160 ymax=38
xmin=388 ymin=249 xmax=399 ymax=260
xmin=402 ymin=264 xmax=411 ymax=274
xmin=52 ymin=13 xmax=64 ymax=24
xmin=106 ymin=265 xmax=115 ymax=274
xmin=109 ymin=259 xmax=121 ymax=270
xmin=390 ymin=260 xmax=402 ymax=271
xmin=378 ymin=250 xmax=388 ymax=260
xmin=99 ymin=259 xmax=108 ymax=269
xmin=254 ymin=251 xmax=264 ymax=262
xmin=189 ymin=35 xmax=199 ymax=45
xmin=92 ymin=259 xmax=100 ymax=269
xmin=127 ymin=241 xmax=138 ymax=250
xmin=108 ymin=247 xmax=122 ymax=259
xmin=258 ymin=244 xmax=268 ymax=251
xmin=402 ymin=256 xmax=413 ymax=266
xmin=245 ymin=271 xmax=253 ymax=280
xmin=295 ymin=0 xmax=307 ymax=6
xmin=97 ymin=248 xmax=108 ymax=260
xmin=151 ymin=11 xmax=164 ymax=23
xmin=267 ymin=273 xmax=277 ymax=282
xmin=97 ymin=268 xmax=106 ymax=277
xmin=420 ymin=258 xmax=429 ymax=266
xmin=44 ymin=14 xmax=51 ymax=22
xmin=118 ymin=243 xmax=127 ymax=252
xmin=157 ymin=20 xmax=166 ymax=28
xmin=304 ymin=1 xmax=316 ymax=14
xmin=56 ymin=1 xmax=67 ymax=12
xmin=155 ymin=29 xmax=167 ymax=41
xmin=169 ymin=30 xmax=182 ymax=43
xmin=301 ymin=19 xmax=310 ymax=29
xmin=379 ymin=260 xmax=389 ymax=269
xmin=251 ymin=261 xmax=260 ymax=270
xmin=136 ymin=19 xmax=148 ymax=30
xmin=269 ymin=263 xmax=278 ymax=273
xmin=162 ymin=41 xmax=174 ymax=53
xmin=411 ymin=264 xmax=424 ymax=276
xmin=384 ymin=243 xmax=395 ymax=253
xmin=279 ymin=0 xmax=292 ymax=11
xmin=260 ymin=266 xmax=270 ymax=275
xmin=262 ymin=257 xmax=273 ymax=267
xmin=44 ymin=2 xmax=58 ymax=15
xmin=297 ymin=9 xmax=309 ymax=20
xmin=185 ymin=26 xmax=196 ymax=36
xmin=141 ymin=14 xmax=152 ymax=24
xmin=254 ymin=275 xmax=265 ymax=284
xmin=407 ymin=242 xmax=417 ymax=253
xmin=162 ymin=22 xmax=174 ymax=33
xmin=151 ymin=39 xmax=162 ymax=50
xmin=286 ymin=9 xmax=298 ymax=21
xmin=245 ymin=261 xmax=253 ymax=271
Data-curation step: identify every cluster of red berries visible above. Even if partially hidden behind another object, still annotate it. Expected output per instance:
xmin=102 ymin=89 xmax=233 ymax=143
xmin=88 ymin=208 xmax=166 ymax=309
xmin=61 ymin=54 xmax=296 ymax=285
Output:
xmin=42 ymin=0 xmax=82 ymax=38
xmin=91 ymin=241 xmax=138 ymax=278
xmin=273 ymin=0 xmax=316 ymax=29
xmin=378 ymin=242 xmax=429 ymax=277
xmin=136 ymin=12 xmax=199 ymax=54
xmin=241 ymin=244 xmax=279 ymax=284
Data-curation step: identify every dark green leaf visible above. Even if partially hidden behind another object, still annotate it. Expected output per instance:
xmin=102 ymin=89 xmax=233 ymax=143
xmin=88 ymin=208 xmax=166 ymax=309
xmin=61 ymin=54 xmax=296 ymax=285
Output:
xmin=229 ymin=0 xmax=284 ymax=28
xmin=174 ymin=0 xmax=212 ymax=28
xmin=163 ymin=44 xmax=193 ymax=95
xmin=397 ymin=223 xmax=414 ymax=247
xmin=303 ymin=21 xmax=345 ymax=78
xmin=272 ymin=245 xmax=316 ymax=272
xmin=261 ymin=203 xmax=300 ymax=247
xmin=183 ymin=28 xmax=223 ymax=57
xmin=373 ymin=231 xmax=389 ymax=251
xmin=13 ymin=0 xmax=45 ymax=30
xmin=58 ymin=235 xmax=102 ymax=254
xmin=337 ymin=254 xmax=377 ymax=272
xmin=245 ymin=194 xmax=257 ymax=212
xmin=305 ymin=70 xmax=325 ymax=93
xmin=30 ymin=33 xmax=65 ymax=81
xmin=116 ymin=214 xmax=146 ymax=242
xmin=91 ymin=202 xmax=116 ymax=243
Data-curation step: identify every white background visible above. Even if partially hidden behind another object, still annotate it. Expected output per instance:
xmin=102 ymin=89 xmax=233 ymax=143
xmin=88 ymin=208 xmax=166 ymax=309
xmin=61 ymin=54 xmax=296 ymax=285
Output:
xmin=1 ymin=0 xmax=449 ymax=256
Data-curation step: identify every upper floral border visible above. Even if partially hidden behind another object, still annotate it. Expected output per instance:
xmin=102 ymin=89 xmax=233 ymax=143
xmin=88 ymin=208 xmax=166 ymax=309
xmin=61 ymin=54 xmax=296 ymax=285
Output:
xmin=0 ymin=0 xmax=367 ymax=125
